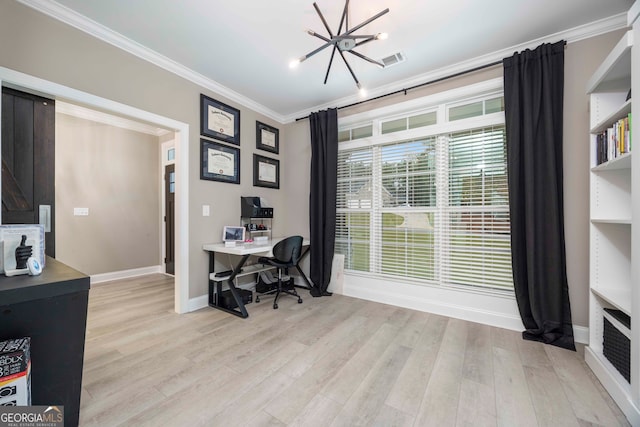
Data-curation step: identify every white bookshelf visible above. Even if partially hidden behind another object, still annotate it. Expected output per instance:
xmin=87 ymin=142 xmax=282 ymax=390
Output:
xmin=585 ymin=7 xmax=640 ymax=424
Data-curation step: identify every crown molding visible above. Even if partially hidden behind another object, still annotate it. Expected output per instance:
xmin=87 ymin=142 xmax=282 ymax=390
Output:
xmin=56 ymin=101 xmax=170 ymax=136
xmin=16 ymin=0 xmax=288 ymax=123
xmin=17 ymin=1 xmax=629 ymax=125
xmin=283 ymin=12 xmax=629 ymax=123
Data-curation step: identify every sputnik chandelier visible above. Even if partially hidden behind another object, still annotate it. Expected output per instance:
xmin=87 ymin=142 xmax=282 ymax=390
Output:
xmin=290 ymin=0 xmax=389 ymax=94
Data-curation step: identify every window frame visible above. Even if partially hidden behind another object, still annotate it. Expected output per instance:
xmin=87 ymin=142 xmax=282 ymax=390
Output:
xmin=336 ymin=78 xmax=512 ymax=296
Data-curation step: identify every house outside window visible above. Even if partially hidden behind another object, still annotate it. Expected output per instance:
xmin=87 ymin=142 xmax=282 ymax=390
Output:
xmin=336 ymin=81 xmax=512 ymax=293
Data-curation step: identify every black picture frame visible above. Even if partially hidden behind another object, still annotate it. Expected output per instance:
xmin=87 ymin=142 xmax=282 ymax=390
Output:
xmin=200 ymin=94 xmax=240 ymax=145
xmin=253 ymin=154 xmax=280 ymax=189
xmin=201 ymin=139 xmax=240 ymax=184
xmin=256 ymin=121 xmax=279 ymax=154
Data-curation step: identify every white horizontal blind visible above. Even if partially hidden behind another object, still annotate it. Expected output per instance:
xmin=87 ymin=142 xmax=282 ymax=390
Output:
xmin=335 ymin=124 xmax=513 ymax=291
xmin=443 ymin=126 xmax=512 ymax=290
xmin=376 ymin=138 xmax=437 ymax=280
xmin=336 ymin=148 xmax=373 ymax=271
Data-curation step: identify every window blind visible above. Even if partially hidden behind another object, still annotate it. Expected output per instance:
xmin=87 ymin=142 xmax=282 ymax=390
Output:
xmin=336 ymin=125 xmax=513 ymax=292
xmin=444 ymin=127 xmax=512 ymax=290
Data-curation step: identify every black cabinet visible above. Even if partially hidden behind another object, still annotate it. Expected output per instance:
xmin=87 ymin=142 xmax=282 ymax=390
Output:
xmin=0 ymin=258 xmax=90 ymax=427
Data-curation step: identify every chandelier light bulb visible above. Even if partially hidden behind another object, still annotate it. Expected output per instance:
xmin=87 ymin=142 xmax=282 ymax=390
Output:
xmin=358 ymin=83 xmax=367 ymax=97
xmin=289 ymin=58 xmax=301 ymax=69
xmin=376 ymin=32 xmax=389 ymax=40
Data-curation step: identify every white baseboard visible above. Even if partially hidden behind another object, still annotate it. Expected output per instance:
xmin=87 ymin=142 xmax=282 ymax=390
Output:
xmin=188 ymin=295 xmax=209 ymax=312
xmin=343 ymin=273 xmax=524 ymax=331
xmin=90 ymin=265 xmax=163 ymax=284
xmin=573 ymin=325 xmax=590 ymax=345
xmin=343 ymin=273 xmax=589 ymax=343
xmin=185 ymin=273 xmax=591 ymax=347
xmin=585 ymin=347 xmax=640 ymax=426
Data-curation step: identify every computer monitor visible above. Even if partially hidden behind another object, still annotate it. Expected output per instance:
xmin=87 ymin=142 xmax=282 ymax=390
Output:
xmin=223 ymin=226 xmax=245 ymax=243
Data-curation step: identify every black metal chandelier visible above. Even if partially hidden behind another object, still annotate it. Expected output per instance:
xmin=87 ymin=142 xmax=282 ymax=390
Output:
xmin=290 ymin=0 xmax=389 ymax=93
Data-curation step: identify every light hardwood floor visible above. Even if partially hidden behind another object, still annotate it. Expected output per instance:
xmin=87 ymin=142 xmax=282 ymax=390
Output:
xmin=80 ymin=274 xmax=630 ymax=427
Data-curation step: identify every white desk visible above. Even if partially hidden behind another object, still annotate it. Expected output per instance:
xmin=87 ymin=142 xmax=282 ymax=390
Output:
xmin=202 ymin=237 xmax=312 ymax=318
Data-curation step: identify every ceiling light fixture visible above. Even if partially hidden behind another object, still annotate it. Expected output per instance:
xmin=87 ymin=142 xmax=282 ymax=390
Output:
xmin=292 ymin=0 xmax=389 ymax=92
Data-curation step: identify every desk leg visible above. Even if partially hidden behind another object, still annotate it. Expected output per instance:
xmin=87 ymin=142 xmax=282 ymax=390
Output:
xmin=208 ymin=253 xmax=251 ymax=318
xmin=293 ymin=246 xmax=326 ymax=295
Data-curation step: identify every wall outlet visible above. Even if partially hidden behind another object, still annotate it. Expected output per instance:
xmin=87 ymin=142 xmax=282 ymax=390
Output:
xmin=74 ymin=207 xmax=89 ymax=216
xmin=202 ymin=205 xmax=210 ymax=216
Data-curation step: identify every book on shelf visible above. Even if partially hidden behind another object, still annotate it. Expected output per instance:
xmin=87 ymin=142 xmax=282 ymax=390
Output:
xmin=595 ymin=114 xmax=631 ymax=166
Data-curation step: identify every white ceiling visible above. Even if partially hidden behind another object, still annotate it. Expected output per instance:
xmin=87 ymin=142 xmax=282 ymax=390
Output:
xmin=21 ymin=0 xmax=634 ymax=122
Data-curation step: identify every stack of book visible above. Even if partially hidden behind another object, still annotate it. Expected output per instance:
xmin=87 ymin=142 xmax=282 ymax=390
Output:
xmin=595 ymin=114 xmax=631 ymax=165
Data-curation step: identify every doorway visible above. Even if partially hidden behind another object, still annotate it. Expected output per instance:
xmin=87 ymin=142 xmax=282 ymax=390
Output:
xmin=1 ymin=87 xmax=56 ymax=256
xmin=162 ymin=141 xmax=176 ymax=275
xmin=0 ymin=67 xmax=190 ymax=313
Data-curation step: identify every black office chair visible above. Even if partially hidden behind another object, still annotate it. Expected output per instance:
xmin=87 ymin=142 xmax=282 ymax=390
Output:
xmin=256 ymin=236 xmax=304 ymax=309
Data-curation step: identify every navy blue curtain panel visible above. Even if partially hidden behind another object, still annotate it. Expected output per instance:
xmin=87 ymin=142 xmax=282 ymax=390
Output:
xmin=309 ymin=108 xmax=338 ymax=297
xmin=503 ymin=41 xmax=575 ymax=350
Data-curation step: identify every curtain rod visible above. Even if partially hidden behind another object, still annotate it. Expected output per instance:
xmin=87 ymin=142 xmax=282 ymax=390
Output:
xmin=295 ymin=58 xmax=503 ymax=121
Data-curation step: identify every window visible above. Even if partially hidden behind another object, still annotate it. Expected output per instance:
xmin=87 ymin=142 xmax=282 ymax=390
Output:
xmin=336 ymin=90 xmax=511 ymax=292
xmin=448 ymin=96 xmax=504 ymax=121
xmin=381 ymin=111 xmax=437 ymax=134
xmin=338 ymin=124 xmax=373 ymax=142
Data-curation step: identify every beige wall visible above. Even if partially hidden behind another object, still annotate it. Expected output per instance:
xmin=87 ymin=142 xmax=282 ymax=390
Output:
xmin=55 ymin=113 xmax=161 ymax=275
xmin=284 ymin=31 xmax=626 ymax=328
xmin=0 ymin=1 xmax=285 ymax=298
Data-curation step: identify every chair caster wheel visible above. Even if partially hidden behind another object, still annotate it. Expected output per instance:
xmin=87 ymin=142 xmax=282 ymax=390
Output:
xmin=298 ymin=298 xmax=303 ymax=303
xmin=273 ymin=303 xmax=278 ymax=309
xmin=256 ymin=296 xmax=260 ymax=303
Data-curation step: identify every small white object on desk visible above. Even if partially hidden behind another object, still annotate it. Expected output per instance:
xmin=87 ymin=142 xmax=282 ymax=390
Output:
xmin=254 ymin=236 xmax=268 ymax=245
xmin=4 ymin=268 xmax=29 ymax=277
xmin=5 ymin=257 xmax=43 ymax=277
xmin=27 ymin=257 xmax=42 ymax=275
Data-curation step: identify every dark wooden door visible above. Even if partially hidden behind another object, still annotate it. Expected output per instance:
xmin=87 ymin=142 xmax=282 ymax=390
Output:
xmin=1 ymin=88 xmax=55 ymax=257
xmin=164 ymin=163 xmax=175 ymax=274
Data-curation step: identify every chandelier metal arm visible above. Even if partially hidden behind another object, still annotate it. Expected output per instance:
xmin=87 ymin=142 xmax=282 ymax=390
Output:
xmin=310 ymin=32 xmax=376 ymax=44
xmin=342 ymin=8 xmax=389 ymax=37
xmin=312 ymin=2 xmax=335 ymax=37
xmin=324 ymin=46 xmax=338 ymax=84
xmin=340 ymin=0 xmax=349 ymax=32
xmin=300 ymin=40 xmax=334 ymax=62
xmin=336 ymin=49 xmax=360 ymax=87
xmin=344 ymin=34 xmax=378 ymax=39
xmin=322 ymin=0 xmax=349 ymax=84
xmin=345 ymin=0 xmax=349 ymax=31
xmin=347 ymin=50 xmax=384 ymax=68
xmin=308 ymin=31 xmax=331 ymax=44
xmin=355 ymin=36 xmax=377 ymax=46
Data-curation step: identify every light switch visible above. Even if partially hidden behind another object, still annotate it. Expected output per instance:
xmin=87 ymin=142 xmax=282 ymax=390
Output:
xmin=202 ymin=205 xmax=210 ymax=216
xmin=74 ymin=207 xmax=89 ymax=216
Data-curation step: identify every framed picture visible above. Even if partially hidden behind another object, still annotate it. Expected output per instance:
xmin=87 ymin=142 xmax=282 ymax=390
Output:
xmin=253 ymin=154 xmax=279 ymax=189
xmin=200 ymin=94 xmax=240 ymax=145
xmin=256 ymin=121 xmax=279 ymax=154
xmin=201 ymin=139 xmax=240 ymax=184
